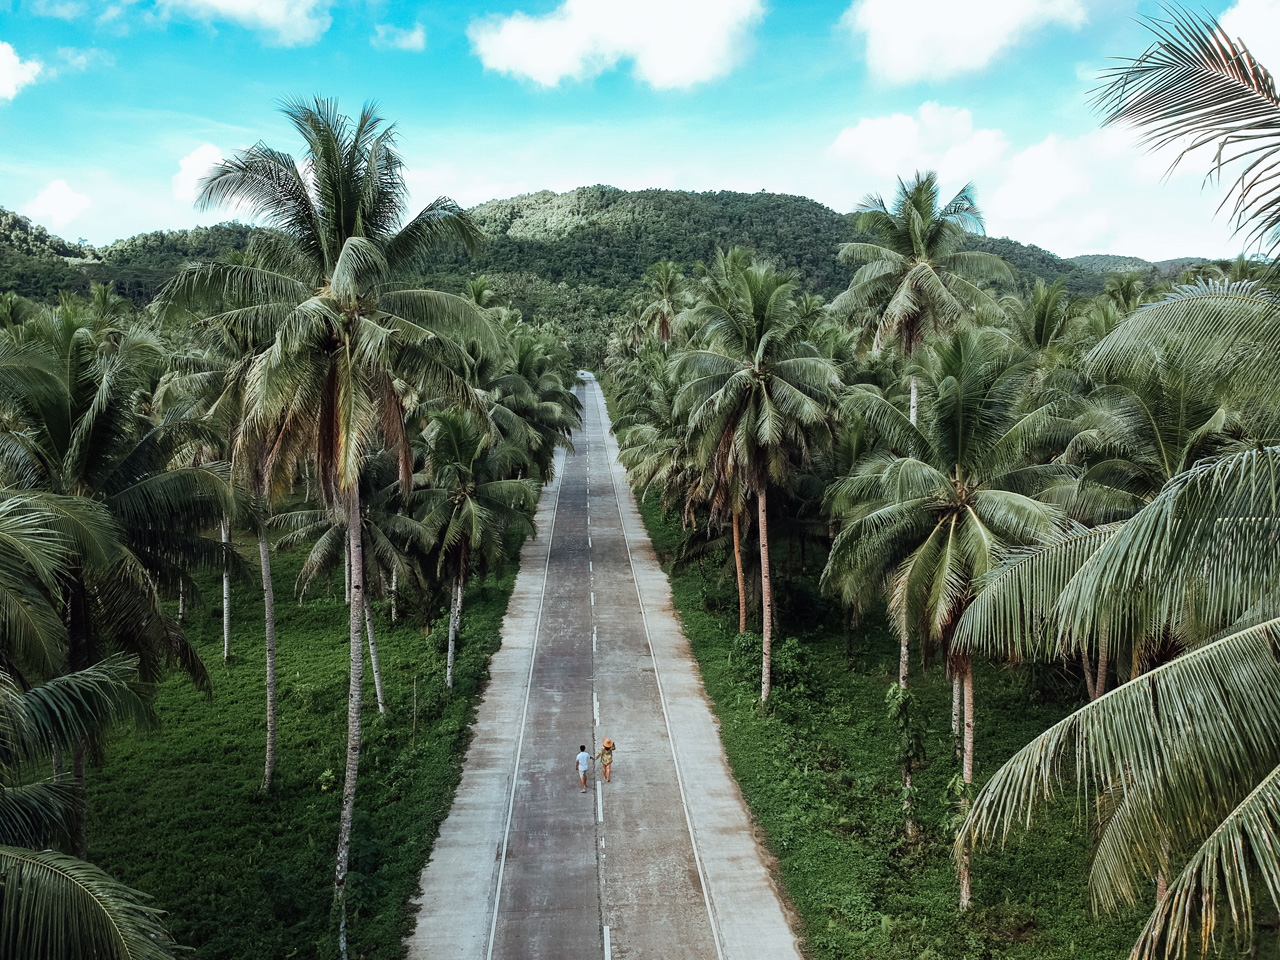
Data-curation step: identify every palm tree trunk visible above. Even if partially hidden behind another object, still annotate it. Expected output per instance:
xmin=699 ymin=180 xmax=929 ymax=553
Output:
xmin=390 ymin=569 xmax=398 ymax=623
xmin=344 ymin=541 xmax=351 ymax=604
xmin=446 ymin=571 xmax=464 ymax=689
xmin=1082 ymin=649 xmax=1097 ymax=701
xmin=67 ymin=575 xmax=90 ymax=859
xmin=335 ymin=484 xmax=365 ymax=960
xmin=363 ymin=599 xmax=388 ymax=714
xmin=758 ymin=489 xmax=773 ymax=704
xmin=222 ymin=518 xmax=232 ymax=661
xmin=259 ymin=531 xmax=278 ymax=792
xmin=178 ymin=582 xmax=185 ymax=623
xmin=900 ymin=374 xmax=919 ymax=837
xmin=1096 ymin=624 xmax=1109 ymax=698
xmin=952 ymin=672 xmax=963 ymax=756
xmin=732 ymin=509 xmax=747 ymax=634
xmin=958 ymin=655 xmax=975 ymax=910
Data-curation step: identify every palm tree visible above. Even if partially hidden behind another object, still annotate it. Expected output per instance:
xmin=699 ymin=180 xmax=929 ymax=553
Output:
xmin=957 ymin=443 xmax=1280 ymax=958
xmin=160 ymin=98 xmax=489 ymax=953
xmin=0 ymin=491 xmax=180 ymax=959
xmin=414 ymin=410 xmax=538 ymax=688
xmin=1101 ymin=271 xmax=1155 ymax=314
xmin=0 ymin=659 xmax=180 ymax=960
xmin=639 ymin=260 xmax=688 ymax=346
xmin=674 ymin=256 xmax=841 ymax=703
xmin=950 ymin=17 xmax=1280 ymax=938
xmin=1001 ymin=278 xmax=1076 ymax=354
xmin=0 ymin=309 xmax=233 ymax=856
xmin=833 ymin=171 xmax=1013 ymax=424
xmin=822 ymin=329 xmax=1072 ymax=887
xmin=275 ymin=454 xmax=443 ymax=713
xmin=1093 ymin=5 xmax=1280 ymax=255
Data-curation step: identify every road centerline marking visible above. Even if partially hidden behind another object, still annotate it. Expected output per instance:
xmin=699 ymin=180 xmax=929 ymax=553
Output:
xmin=485 ymin=445 xmax=568 ymax=960
xmin=596 ymin=782 xmax=604 ymax=823
xmin=593 ymin=384 xmax=726 ymax=960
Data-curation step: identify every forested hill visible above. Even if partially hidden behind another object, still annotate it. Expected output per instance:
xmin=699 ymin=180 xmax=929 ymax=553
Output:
xmin=0 ymin=186 xmax=1192 ymax=360
xmin=430 ymin=185 xmax=1107 ymax=297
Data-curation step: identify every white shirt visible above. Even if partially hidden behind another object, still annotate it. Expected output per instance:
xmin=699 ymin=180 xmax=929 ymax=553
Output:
xmin=576 ymin=751 xmax=592 ymax=771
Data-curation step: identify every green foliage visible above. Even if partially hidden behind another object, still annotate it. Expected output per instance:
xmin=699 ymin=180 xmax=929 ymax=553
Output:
xmin=633 ymin=492 xmax=1172 ymax=960
xmin=85 ymin=531 xmax=520 ymax=959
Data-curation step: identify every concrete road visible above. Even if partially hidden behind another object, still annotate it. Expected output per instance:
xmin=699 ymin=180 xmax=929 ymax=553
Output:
xmin=406 ymin=377 xmax=800 ymax=960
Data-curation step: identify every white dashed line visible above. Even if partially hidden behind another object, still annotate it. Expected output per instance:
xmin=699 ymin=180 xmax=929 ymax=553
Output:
xmin=596 ymin=782 xmax=604 ymax=823
xmin=486 ymin=448 xmax=567 ymax=960
xmin=594 ymin=385 xmax=725 ymax=960
xmin=590 ymin=592 xmax=595 ymax=607
xmin=593 ymin=692 xmax=599 ymax=724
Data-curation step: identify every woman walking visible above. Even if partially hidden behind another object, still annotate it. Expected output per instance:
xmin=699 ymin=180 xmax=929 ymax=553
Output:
xmin=594 ymin=738 xmax=616 ymax=783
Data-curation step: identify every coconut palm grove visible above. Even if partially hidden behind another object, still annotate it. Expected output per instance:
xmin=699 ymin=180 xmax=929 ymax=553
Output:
xmin=5 ymin=4 xmax=1280 ymax=960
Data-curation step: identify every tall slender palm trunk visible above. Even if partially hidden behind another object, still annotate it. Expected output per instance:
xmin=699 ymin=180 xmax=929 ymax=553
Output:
xmin=758 ymin=489 xmax=773 ymax=704
xmin=1096 ymin=625 xmax=1109 ymax=698
xmin=952 ymin=672 xmax=963 ymax=757
xmin=343 ymin=541 xmax=351 ymax=604
xmin=363 ymin=599 xmax=388 ymax=714
xmin=259 ymin=531 xmax=278 ymax=792
xmin=390 ymin=569 xmax=398 ymax=623
xmin=446 ymin=571 xmax=464 ymax=689
xmin=901 ymin=373 xmax=919 ymax=836
xmin=67 ymin=575 xmax=90 ymax=859
xmin=335 ymin=485 xmax=365 ymax=960
xmin=732 ymin=509 xmax=747 ymax=634
xmin=958 ymin=655 xmax=975 ymax=910
xmin=222 ymin=518 xmax=232 ymax=661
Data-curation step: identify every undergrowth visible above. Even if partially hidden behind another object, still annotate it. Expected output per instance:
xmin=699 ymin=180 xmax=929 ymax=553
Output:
xmin=86 ymin=531 xmax=519 ymax=959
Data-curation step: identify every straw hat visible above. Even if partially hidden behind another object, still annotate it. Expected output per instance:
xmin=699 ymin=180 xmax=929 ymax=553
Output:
xmin=602 ymin=738 xmax=615 ymax=749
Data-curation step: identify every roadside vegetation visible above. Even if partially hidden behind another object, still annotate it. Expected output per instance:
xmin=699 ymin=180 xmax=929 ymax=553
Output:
xmin=0 ymin=99 xmax=579 ymax=959
xmin=4 ymin=6 xmax=1280 ymax=960
xmin=606 ymin=9 xmax=1280 ymax=960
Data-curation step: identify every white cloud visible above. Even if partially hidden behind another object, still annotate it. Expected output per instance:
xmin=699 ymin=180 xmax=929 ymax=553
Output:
xmin=829 ymin=102 xmax=1008 ymax=183
xmin=155 ymin=0 xmax=332 ymax=46
xmin=172 ymin=143 xmax=224 ymax=204
xmin=841 ymin=0 xmax=1087 ymax=84
xmin=1220 ymin=0 xmax=1280 ymax=71
xmin=468 ymin=0 xmax=764 ymax=89
xmin=32 ymin=0 xmax=87 ymax=18
xmin=372 ymin=22 xmax=426 ymax=52
xmin=56 ymin=47 xmax=115 ymax=73
xmin=826 ymin=103 xmax=1243 ymax=259
xmin=23 ymin=179 xmax=91 ymax=228
xmin=0 ymin=41 xmax=42 ymax=101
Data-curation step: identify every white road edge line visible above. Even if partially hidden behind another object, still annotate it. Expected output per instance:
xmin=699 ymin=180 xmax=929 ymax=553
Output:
xmin=594 ymin=384 xmax=726 ymax=960
xmin=603 ymin=925 xmax=612 ymax=960
xmin=486 ymin=445 xmax=568 ymax=960
xmin=596 ymin=782 xmax=604 ymax=822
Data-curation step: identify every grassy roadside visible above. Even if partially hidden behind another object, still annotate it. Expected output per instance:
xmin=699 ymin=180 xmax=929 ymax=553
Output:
xmin=86 ymin=531 xmax=521 ymax=959
xmin=634 ymin=493 xmax=1160 ymax=960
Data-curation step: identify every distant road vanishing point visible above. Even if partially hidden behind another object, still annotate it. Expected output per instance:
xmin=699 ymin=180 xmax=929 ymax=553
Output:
xmin=405 ymin=375 xmax=801 ymax=960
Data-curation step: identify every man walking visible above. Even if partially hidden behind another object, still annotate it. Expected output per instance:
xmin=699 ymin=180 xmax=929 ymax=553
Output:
xmin=575 ymin=744 xmax=592 ymax=792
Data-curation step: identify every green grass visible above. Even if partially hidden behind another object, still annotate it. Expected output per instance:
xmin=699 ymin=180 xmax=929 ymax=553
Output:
xmin=85 ymin=533 xmax=521 ymax=959
xmin=633 ymin=494 xmax=1269 ymax=960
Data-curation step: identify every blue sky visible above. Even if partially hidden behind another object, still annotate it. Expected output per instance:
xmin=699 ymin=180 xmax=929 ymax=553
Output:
xmin=2 ymin=0 xmax=1277 ymax=259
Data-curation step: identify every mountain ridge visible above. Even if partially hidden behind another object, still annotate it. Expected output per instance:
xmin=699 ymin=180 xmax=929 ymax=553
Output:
xmin=1 ymin=186 xmax=1216 ymax=324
